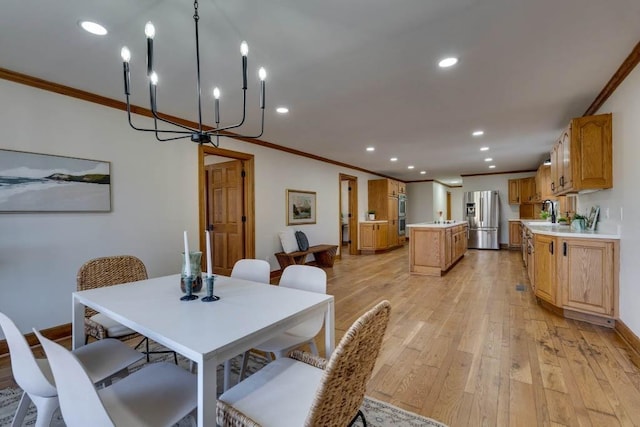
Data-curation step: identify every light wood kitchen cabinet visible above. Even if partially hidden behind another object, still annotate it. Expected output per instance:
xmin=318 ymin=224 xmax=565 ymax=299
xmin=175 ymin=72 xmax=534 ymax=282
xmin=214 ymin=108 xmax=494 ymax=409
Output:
xmin=520 ymin=177 xmax=536 ymax=203
xmin=508 ymin=179 xmax=520 ymax=204
xmin=360 ymin=222 xmax=388 ymax=252
xmin=533 ymin=234 xmax=557 ymax=304
xmin=387 ymin=197 xmax=399 ymax=247
xmin=409 ymin=223 xmax=467 ymax=276
xmin=524 ymin=223 xmax=619 ymax=327
xmin=535 ymin=165 xmax=551 ymax=201
xmin=559 ymin=238 xmax=617 ymax=317
xmin=368 ymin=179 xmax=404 ymax=249
xmin=509 ymin=221 xmax=522 ymax=249
xmin=551 ymin=113 xmax=612 ymax=195
xmin=398 ymin=182 xmax=406 ymax=194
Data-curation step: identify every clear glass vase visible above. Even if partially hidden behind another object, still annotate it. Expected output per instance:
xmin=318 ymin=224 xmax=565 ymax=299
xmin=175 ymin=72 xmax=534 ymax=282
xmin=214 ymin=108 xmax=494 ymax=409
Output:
xmin=180 ymin=251 xmax=203 ymax=293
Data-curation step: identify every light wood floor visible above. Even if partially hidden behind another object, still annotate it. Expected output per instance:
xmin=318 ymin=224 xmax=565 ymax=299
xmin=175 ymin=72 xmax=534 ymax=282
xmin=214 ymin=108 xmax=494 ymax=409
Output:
xmin=2 ymin=246 xmax=640 ymax=426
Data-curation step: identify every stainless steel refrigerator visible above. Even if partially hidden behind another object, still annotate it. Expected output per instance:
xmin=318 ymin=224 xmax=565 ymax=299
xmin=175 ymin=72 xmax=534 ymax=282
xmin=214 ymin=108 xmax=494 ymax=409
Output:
xmin=463 ymin=190 xmax=500 ymax=249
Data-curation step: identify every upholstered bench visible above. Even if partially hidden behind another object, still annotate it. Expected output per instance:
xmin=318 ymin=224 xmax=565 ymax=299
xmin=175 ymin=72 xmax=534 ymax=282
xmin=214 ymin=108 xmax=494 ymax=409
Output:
xmin=275 ymin=244 xmax=338 ymax=269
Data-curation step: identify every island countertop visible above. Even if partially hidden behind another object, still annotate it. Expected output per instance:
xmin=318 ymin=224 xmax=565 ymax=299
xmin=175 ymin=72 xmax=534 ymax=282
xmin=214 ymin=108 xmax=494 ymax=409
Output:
xmin=407 ymin=221 xmax=467 ymax=229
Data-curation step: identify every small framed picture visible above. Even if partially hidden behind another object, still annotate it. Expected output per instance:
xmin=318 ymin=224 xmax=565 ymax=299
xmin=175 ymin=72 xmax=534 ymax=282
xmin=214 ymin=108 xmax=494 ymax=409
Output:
xmin=286 ymin=189 xmax=316 ymax=225
xmin=587 ymin=206 xmax=600 ymax=231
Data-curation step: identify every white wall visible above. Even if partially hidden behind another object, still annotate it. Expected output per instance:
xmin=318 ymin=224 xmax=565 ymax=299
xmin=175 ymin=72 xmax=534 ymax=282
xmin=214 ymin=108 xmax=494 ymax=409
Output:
xmin=574 ymin=64 xmax=640 ymax=336
xmin=406 ymin=182 xmax=433 ymax=224
xmin=433 ymin=182 xmax=448 ymax=221
xmin=0 ymin=79 xmax=379 ymax=334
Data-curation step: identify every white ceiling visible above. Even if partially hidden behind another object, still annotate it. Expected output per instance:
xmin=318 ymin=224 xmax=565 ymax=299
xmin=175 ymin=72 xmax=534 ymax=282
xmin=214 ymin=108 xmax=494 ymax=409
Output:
xmin=2 ymin=0 xmax=640 ymax=183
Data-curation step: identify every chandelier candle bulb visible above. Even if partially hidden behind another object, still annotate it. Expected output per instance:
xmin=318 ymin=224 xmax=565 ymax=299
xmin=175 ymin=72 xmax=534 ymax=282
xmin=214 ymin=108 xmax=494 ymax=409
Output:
xmin=145 ymin=22 xmax=155 ymax=76
xmin=213 ymin=87 xmax=220 ymax=124
xmin=241 ymin=41 xmax=248 ymax=89
xmin=259 ymin=67 xmax=266 ymax=109
xmin=121 ymin=47 xmax=131 ymax=95
xmin=183 ymin=231 xmax=191 ymax=277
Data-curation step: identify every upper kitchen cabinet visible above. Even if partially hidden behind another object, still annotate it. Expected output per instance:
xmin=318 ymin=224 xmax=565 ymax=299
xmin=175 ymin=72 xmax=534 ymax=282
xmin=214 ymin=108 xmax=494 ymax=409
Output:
xmin=520 ymin=177 xmax=536 ymax=203
xmin=550 ymin=113 xmax=612 ymax=195
xmin=508 ymin=179 xmax=520 ymax=204
xmin=398 ymin=182 xmax=406 ymax=195
xmin=535 ymin=165 xmax=551 ymax=201
xmin=508 ymin=177 xmax=536 ymax=205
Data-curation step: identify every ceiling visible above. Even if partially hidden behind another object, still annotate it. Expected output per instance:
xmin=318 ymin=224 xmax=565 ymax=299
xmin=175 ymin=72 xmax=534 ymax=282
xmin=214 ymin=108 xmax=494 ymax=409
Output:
xmin=2 ymin=0 xmax=640 ymax=183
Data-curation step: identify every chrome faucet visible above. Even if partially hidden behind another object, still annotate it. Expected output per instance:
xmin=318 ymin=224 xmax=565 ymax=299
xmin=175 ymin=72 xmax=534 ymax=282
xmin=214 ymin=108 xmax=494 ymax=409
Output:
xmin=543 ymin=199 xmax=556 ymax=223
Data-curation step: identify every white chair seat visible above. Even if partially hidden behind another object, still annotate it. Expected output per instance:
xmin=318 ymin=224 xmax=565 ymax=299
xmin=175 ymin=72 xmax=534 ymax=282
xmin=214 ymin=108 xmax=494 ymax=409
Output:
xmin=220 ymin=357 xmax=324 ymax=427
xmin=90 ymin=313 xmax=137 ymax=338
xmin=73 ymin=338 xmax=144 ymax=383
xmin=254 ymin=332 xmax=315 ymax=356
xmin=97 ymin=362 xmax=197 ymax=426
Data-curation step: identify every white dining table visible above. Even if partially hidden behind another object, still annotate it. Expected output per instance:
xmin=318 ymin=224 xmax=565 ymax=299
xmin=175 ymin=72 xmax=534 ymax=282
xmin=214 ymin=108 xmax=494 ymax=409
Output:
xmin=71 ymin=273 xmax=335 ymax=427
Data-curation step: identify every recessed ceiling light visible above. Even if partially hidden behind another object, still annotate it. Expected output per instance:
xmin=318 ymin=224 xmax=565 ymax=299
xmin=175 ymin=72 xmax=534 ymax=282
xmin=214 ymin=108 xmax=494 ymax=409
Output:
xmin=472 ymin=130 xmax=484 ymax=137
xmin=390 ymin=157 xmax=398 ymax=162
xmin=480 ymin=146 xmax=489 ymax=151
xmin=366 ymin=147 xmax=375 ymax=152
xmin=489 ymin=165 xmax=496 ymax=169
xmin=276 ymin=107 xmax=289 ymax=114
xmin=79 ymin=21 xmax=108 ymax=36
xmin=484 ymin=157 xmax=493 ymax=162
xmin=408 ymin=165 xmax=415 ymax=169
xmin=438 ymin=57 xmax=458 ymax=68
xmin=452 ymin=180 xmax=460 ymax=184
xmin=420 ymin=171 xmax=427 ymax=175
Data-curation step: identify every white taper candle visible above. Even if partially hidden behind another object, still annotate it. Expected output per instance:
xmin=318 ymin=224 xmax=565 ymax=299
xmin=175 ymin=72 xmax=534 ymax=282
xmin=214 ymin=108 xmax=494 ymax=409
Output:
xmin=206 ymin=230 xmax=213 ymax=277
xmin=183 ymin=231 xmax=191 ymax=277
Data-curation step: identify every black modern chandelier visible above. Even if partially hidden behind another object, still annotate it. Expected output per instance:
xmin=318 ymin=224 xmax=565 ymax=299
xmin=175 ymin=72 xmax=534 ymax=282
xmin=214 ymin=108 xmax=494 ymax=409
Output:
xmin=120 ymin=0 xmax=266 ymax=146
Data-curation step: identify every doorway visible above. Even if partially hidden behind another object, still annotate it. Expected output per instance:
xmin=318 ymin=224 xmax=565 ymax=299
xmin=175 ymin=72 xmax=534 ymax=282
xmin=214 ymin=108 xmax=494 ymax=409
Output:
xmin=339 ymin=174 xmax=358 ymax=256
xmin=446 ymin=191 xmax=452 ymax=220
xmin=199 ymin=145 xmax=255 ymax=275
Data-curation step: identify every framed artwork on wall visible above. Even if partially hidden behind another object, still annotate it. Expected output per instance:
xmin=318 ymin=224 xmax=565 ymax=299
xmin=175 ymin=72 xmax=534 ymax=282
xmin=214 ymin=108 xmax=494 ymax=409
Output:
xmin=0 ymin=149 xmax=111 ymax=212
xmin=286 ymin=189 xmax=316 ymax=225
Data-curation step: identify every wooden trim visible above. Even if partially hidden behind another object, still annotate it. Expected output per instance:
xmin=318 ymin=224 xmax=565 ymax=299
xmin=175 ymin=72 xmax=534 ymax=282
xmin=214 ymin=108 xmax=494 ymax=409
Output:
xmin=615 ymin=319 xmax=640 ymax=358
xmin=0 ymin=323 xmax=71 ymax=357
xmin=461 ymin=169 xmax=537 ymax=177
xmin=0 ymin=67 xmax=396 ymax=181
xmin=584 ymin=41 xmax=640 ymax=116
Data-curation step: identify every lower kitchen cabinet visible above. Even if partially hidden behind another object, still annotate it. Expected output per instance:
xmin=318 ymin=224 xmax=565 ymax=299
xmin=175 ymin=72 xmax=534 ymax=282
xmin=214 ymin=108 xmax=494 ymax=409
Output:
xmin=560 ymin=238 xmax=616 ymax=317
xmin=360 ymin=222 xmax=388 ymax=253
xmin=526 ymin=225 xmax=619 ymax=327
xmin=409 ymin=223 xmax=468 ymax=276
xmin=533 ymin=234 xmax=557 ymax=304
xmin=509 ymin=221 xmax=522 ymax=249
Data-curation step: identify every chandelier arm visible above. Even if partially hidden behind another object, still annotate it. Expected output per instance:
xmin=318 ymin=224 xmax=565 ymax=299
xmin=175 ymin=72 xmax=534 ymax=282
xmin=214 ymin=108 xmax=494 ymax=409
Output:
xmin=149 ymin=83 xmax=200 ymax=133
xmin=125 ymin=95 xmax=191 ymax=135
xmin=206 ymin=90 xmax=248 ymax=134
xmin=229 ymin=108 xmax=265 ymax=139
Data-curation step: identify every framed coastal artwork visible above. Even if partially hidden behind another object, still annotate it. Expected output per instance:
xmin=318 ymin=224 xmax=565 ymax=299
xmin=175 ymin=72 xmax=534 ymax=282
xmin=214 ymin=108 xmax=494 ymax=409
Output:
xmin=286 ymin=189 xmax=316 ymax=225
xmin=0 ymin=149 xmax=111 ymax=212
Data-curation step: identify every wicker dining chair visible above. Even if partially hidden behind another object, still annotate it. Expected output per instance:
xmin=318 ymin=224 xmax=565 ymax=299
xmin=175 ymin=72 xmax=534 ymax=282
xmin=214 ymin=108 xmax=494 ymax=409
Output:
xmin=77 ymin=255 xmax=177 ymax=363
xmin=216 ymin=300 xmax=392 ymax=427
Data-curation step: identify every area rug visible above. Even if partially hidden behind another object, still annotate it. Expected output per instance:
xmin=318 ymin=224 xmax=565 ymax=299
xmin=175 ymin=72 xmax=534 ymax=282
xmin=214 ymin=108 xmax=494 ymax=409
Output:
xmin=0 ymin=348 xmax=447 ymax=427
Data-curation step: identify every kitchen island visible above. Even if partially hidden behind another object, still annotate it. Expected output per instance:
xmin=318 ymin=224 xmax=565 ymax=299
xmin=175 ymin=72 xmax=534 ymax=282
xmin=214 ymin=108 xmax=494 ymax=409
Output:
xmin=408 ymin=222 xmax=468 ymax=276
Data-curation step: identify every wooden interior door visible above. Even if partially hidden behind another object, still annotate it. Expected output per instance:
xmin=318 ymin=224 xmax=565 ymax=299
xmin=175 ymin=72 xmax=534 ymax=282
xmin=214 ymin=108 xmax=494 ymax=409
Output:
xmin=205 ymin=160 xmax=244 ymax=276
xmin=339 ymin=174 xmax=359 ymax=255
xmin=446 ymin=192 xmax=452 ymax=220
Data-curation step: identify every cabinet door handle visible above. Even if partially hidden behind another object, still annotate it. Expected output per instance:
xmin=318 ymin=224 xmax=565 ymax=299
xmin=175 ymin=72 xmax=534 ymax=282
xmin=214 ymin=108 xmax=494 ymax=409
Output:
xmin=551 ymin=182 xmax=555 ymax=191
xmin=560 ymin=176 xmax=565 ymax=187
xmin=563 ymin=241 xmax=567 ymax=256
xmin=549 ymin=241 xmax=554 ymax=254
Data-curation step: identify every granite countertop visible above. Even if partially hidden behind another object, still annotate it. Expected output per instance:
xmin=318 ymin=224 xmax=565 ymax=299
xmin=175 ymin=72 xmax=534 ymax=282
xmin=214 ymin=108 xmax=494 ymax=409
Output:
xmin=407 ymin=221 xmax=468 ymax=229
xmin=523 ymin=221 xmax=619 ymax=240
